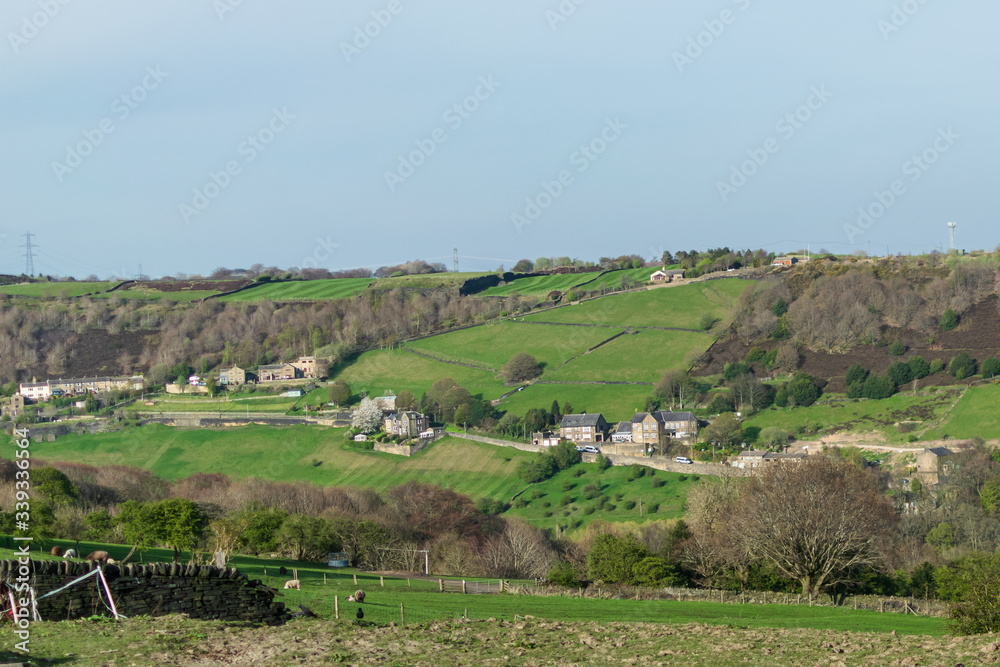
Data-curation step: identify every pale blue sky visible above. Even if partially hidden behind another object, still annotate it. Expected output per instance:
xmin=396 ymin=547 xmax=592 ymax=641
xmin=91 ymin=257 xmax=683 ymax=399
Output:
xmin=1 ymin=1 xmax=996 ymax=277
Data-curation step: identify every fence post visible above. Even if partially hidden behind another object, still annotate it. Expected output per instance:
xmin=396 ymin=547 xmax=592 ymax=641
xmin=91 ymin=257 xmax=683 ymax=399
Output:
xmin=439 ymin=578 xmax=444 ymax=592
xmin=380 ymin=576 xmax=384 ymax=588
xmin=264 ymin=567 xmax=267 ymax=576
xmin=400 ymin=603 xmax=405 ymax=625
xmin=324 ymin=573 xmax=327 ymax=585
xmin=293 ymin=568 xmax=298 ymax=581
xmin=462 ymin=580 xmax=467 ymax=594
xmin=335 ymin=595 xmax=339 ymax=620
xmin=407 ymin=578 xmax=411 ymax=588
xmin=353 ymin=573 xmax=358 ymax=586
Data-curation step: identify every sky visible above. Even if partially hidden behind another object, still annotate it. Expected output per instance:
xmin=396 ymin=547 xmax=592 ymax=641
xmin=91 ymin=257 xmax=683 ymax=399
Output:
xmin=1 ymin=0 xmax=997 ymax=278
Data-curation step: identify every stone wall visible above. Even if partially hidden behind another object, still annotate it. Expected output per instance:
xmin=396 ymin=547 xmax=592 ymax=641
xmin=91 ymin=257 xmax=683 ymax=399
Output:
xmin=375 ymin=439 xmax=430 ymax=457
xmin=1 ymin=560 xmax=290 ymax=625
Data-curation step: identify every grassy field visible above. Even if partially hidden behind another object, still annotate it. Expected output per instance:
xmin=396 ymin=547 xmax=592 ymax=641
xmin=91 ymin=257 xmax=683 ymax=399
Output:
xmin=370 ymin=272 xmax=490 ymax=291
xmin=505 ymin=461 xmax=692 ymax=531
xmin=478 ymin=272 xmax=605 ymax=297
xmin=406 ymin=322 xmax=620 ymax=373
xmin=495 ymin=383 xmax=652 ymax=423
xmin=144 ymin=394 xmax=301 ymax=413
xmin=744 ymin=388 xmax=964 ymax=443
xmin=524 ymin=279 xmax=751 ymax=329
xmin=0 ymin=281 xmax=119 ymax=297
xmin=102 ymin=288 xmax=222 ymax=302
xmin=334 ymin=348 xmax=508 ymax=400
xmin=34 ymin=426 xmax=534 ymax=499
xmin=218 ymin=278 xmax=373 ymax=302
xmin=546 ymin=330 xmax=715 ymax=383
xmin=922 ymin=383 xmax=1000 ymax=441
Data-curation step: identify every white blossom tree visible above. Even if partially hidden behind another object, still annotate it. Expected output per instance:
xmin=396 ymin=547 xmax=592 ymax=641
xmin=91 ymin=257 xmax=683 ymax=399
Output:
xmin=352 ymin=397 xmax=384 ymax=434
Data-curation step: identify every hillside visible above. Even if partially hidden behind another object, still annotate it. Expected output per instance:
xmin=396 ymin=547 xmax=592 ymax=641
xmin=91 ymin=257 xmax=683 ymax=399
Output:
xmin=335 ymin=279 xmax=753 ymax=422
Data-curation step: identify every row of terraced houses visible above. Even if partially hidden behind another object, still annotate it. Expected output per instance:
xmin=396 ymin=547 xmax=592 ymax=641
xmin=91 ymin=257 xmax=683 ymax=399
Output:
xmin=532 ymin=410 xmax=700 ymax=457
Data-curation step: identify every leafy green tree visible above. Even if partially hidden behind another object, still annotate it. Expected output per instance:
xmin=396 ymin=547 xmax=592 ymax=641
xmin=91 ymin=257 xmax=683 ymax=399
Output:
xmin=32 ymin=467 xmax=80 ymax=506
xmin=513 ymin=259 xmax=533 ymax=273
xmin=771 ymin=298 xmax=788 ymax=317
xmin=703 ymin=412 xmax=743 ymax=447
xmin=723 ymin=362 xmax=752 ymax=381
xmin=501 ymin=352 xmax=542 ymax=383
xmin=982 ymin=357 xmax=1000 ymax=380
xmin=327 ymin=379 xmax=351 ymax=406
xmin=277 ymin=514 xmax=330 ymax=561
xmin=204 ymin=376 xmax=218 ymax=397
xmin=887 ymin=361 xmax=913 ymax=387
xmin=845 ymin=364 xmax=868 ymax=386
xmin=950 ymin=557 xmax=1000 ymax=635
xmin=587 ymin=533 xmax=647 ymax=584
xmin=119 ymin=498 xmax=209 ymax=562
xmin=888 ymin=341 xmax=907 ymax=356
xmin=910 ymin=561 xmax=936 ymax=599
xmin=929 ymin=358 xmax=946 ymax=375
xmin=862 ymin=375 xmax=896 ymax=399
xmin=631 ymin=556 xmax=683 ymax=587
xmin=394 ymin=389 xmax=416 ymax=411
xmin=453 ymin=403 xmax=471 ymax=426
xmin=908 ymin=356 xmax=930 ymax=380
xmin=940 ymin=308 xmax=959 ymax=330
xmin=550 ymin=400 xmax=562 ymax=423
xmin=786 ymin=373 xmax=820 ymax=407
xmin=237 ymin=504 xmax=289 ymax=554
xmin=85 ymin=509 xmax=116 ymax=541
xmin=925 ymin=522 xmax=955 ymax=552
xmin=758 ymin=427 xmax=789 ymax=449
xmin=594 ymin=453 xmax=612 ymax=471
xmin=547 ymin=561 xmax=584 ymax=588
xmin=950 ymin=353 xmax=977 ymax=380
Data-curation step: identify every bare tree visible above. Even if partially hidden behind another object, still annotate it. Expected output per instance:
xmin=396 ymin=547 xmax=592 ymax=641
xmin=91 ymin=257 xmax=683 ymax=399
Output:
xmin=735 ymin=457 xmax=897 ymax=599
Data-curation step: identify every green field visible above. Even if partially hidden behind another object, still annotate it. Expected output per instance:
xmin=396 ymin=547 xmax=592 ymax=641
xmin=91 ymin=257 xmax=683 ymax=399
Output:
xmin=524 ymin=279 xmax=751 ymax=329
xmin=743 ymin=388 xmax=964 ymax=443
xmin=99 ymin=288 xmax=221 ymax=302
xmin=578 ymin=266 xmax=668 ymax=291
xmin=218 ymin=278 xmax=373 ymax=302
xmin=478 ymin=272 xmax=604 ymax=297
xmin=546 ymin=330 xmax=715 ymax=383
xmin=495 ymin=383 xmax=652 ymax=423
xmin=0 ymin=281 xmax=119 ymax=297
xmin=145 ymin=394 xmax=300 ymax=413
xmin=407 ymin=322 xmax=619 ymax=373
xmin=335 ymin=348 xmax=507 ymax=400
xmin=922 ymin=383 xmax=1000 ymax=441
xmin=370 ymin=272 xmax=490 ymax=291
xmin=504 ymin=462 xmax=691 ymax=530
xmin=35 ymin=426 xmax=533 ymax=500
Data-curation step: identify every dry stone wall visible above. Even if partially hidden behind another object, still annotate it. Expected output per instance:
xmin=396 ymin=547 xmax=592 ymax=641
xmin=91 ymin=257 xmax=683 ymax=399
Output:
xmin=1 ymin=559 xmax=291 ymax=625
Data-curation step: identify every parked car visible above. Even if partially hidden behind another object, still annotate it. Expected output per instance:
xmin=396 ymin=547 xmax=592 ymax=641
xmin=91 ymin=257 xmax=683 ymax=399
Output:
xmin=575 ymin=446 xmax=585 ymax=452
xmin=583 ymin=445 xmax=600 ymax=454
xmin=675 ymin=456 xmax=693 ymax=464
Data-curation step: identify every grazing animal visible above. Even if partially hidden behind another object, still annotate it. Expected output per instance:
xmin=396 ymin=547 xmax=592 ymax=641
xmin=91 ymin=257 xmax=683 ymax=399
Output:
xmin=50 ymin=546 xmax=63 ymax=557
xmin=278 ymin=566 xmax=288 ymax=576
xmin=283 ymin=579 xmax=301 ymax=590
xmin=85 ymin=550 xmax=110 ymax=563
xmin=356 ymin=607 xmax=364 ymax=620
xmin=354 ymin=590 xmax=365 ymax=603
xmin=347 ymin=595 xmax=355 ymax=602
xmin=63 ymin=549 xmax=76 ymax=559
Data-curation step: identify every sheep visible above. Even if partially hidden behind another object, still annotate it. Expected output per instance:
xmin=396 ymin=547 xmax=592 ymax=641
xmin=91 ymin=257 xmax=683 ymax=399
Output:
xmin=283 ymin=579 xmax=301 ymax=590
xmin=353 ymin=590 xmax=365 ymax=603
xmin=85 ymin=550 xmax=110 ymax=563
xmin=50 ymin=546 xmax=63 ymax=557
xmin=63 ymin=549 xmax=76 ymax=559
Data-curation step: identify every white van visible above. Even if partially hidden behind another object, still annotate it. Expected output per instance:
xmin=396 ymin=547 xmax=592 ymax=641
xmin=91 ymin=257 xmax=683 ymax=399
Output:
xmin=675 ymin=456 xmax=693 ymax=464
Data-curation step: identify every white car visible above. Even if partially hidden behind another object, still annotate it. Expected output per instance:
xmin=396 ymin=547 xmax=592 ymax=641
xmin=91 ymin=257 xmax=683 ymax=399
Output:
xmin=583 ymin=445 xmax=600 ymax=454
xmin=675 ymin=456 xmax=694 ymax=464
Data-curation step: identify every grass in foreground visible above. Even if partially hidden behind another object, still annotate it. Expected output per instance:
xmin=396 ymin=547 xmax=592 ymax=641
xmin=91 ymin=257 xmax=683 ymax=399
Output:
xmin=1 ymin=616 xmax=966 ymax=666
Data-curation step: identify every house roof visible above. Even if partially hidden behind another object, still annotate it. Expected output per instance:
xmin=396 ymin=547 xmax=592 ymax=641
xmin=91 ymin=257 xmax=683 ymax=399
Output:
xmin=653 ymin=411 xmax=696 ymax=422
xmin=615 ymin=421 xmax=633 ymax=433
xmin=560 ymin=413 xmax=605 ymax=428
xmin=737 ymin=450 xmax=768 ymax=458
xmin=631 ymin=412 xmax=652 ymax=424
xmin=258 ymin=363 xmax=294 ymax=371
xmin=926 ymin=447 xmax=952 ymax=457
xmin=650 ymin=270 xmax=667 ymax=277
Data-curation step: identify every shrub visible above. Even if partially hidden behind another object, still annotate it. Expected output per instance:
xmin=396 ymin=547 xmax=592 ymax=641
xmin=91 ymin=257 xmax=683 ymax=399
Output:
xmin=542 ymin=501 xmax=551 ymax=508
xmin=887 ymin=361 xmax=913 ymax=386
xmin=724 ymin=362 xmax=752 ymax=381
xmin=692 ymin=475 xmax=700 ymax=481
xmin=862 ymin=374 xmax=896 ymax=399
xmin=889 ymin=341 xmax=907 ymax=356
xmin=513 ymin=498 xmax=528 ymax=509
xmin=594 ymin=454 xmax=612 ymax=471
xmin=707 ymin=394 xmax=734 ymax=413
xmin=651 ymin=477 xmax=665 ymax=488
xmin=547 ymin=561 xmax=584 ymax=588
xmin=845 ymin=364 xmax=868 ymax=386
xmin=908 ymin=356 xmax=930 ymax=380
xmin=573 ymin=468 xmax=586 ymax=478
xmin=562 ymin=480 xmax=575 ymax=492
xmin=559 ymin=495 xmax=573 ymax=507
xmin=940 ymin=308 xmax=959 ymax=331
xmin=930 ymin=358 xmax=946 ymax=374
xmin=786 ymin=372 xmax=821 ymax=407
xmin=624 ymin=500 xmax=637 ymax=510
xmin=530 ymin=490 xmax=544 ymax=500
xmin=582 ymin=506 xmax=596 ymax=515
xmin=746 ymin=347 xmax=766 ymax=363
xmin=758 ymin=426 xmax=789 ymax=449
xmin=678 ymin=474 xmax=688 ymax=482
xmin=950 ymin=353 xmax=977 ymax=380
xmin=582 ymin=484 xmax=601 ymax=500
xmin=982 ymin=357 xmax=1000 ymax=379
